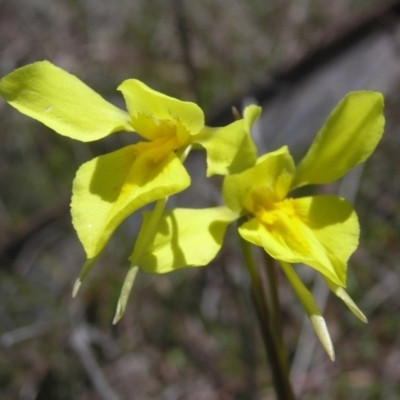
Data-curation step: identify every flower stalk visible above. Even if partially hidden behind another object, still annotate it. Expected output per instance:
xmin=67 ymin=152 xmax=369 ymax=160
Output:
xmin=263 ymin=252 xmax=291 ymax=383
xmin=238 ymin=228 xmax=295 ymax=400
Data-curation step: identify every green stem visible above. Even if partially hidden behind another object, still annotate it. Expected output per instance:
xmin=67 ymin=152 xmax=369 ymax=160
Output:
xmin=238 ymin=231 xmax=295 ymax=400
xmin=263 ymin=252 xmax=291 ymax=382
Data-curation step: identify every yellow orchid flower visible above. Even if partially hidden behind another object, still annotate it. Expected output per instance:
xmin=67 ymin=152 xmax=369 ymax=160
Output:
xmin=0 ymin=60 xmax=260 ymax=274
xmin=136 ymin=91 xmax=384 ymax=357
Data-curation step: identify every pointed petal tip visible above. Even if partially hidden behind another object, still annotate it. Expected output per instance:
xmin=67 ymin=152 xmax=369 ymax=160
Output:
xmin=112 ymin=265 xmax=139 ymax=324
xmin=310 ymin=314 xmax=335 ymax=361
xmin=361 ymin=315 xmax=368 ymax=324
xmin=112 ymin=298 xmax=126 ymax=324
xmin=325 ymin=281 xmax=368 ymax=323
xmin=112 ymin=309 xmax=122 ymax=325
xmin=72 ymin=279 xmax=82 ymax=298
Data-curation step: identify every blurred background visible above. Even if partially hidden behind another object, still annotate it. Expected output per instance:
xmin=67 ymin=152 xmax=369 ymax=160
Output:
xmin=1 ymin=0 xmax=400 ymax=399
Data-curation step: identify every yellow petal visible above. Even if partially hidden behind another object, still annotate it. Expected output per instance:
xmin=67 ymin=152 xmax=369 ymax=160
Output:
xmin=223 ymin=146 xmax=295 ymax=213
xmin=71 ymin=142 xmax=190 ymax=259
xmin=0 ymin=61 xmax=133 ymax=141
xmin=293 ymin=91 xmax=385 ymax=188
xmin=138 ymin=207 xmax=238 ymax=273
xmin=238 ymin=195 xmax=359 ymax=286
xmin=195 ymin=105 xmax=261 ymax=176
xmin=279 ymin=261 xmax=335 ymax=360
xmin=118 ymin=79 xmax=204 ymax=143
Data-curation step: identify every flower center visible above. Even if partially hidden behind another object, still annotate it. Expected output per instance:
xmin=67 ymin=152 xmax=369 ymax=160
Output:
xmin=131 ymin=113 xmax=191 ymax=148
xmin=255 ymin=198 xmax=296 ymax=226
xmin=242 ymin=181 xmax=297 ymax=227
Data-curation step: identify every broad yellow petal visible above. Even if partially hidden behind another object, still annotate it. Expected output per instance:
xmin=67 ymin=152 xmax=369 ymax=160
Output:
xmin=238 ymin=195 xmax=359 ymax=286
xmin=279 ymin=261 xmax=335 ymax=360
xmin=0 ymin=61 xmax=133 ymax=141
xmin=293 ymin=91 xmax=384 ymax=188
xmin=223 ymin=146 xmax=295 ymax=213
xmin=71 ymin=142 xmax=190 ymax=259
xmin=138 ymin=207 xmax=238 ymax=273
xmin=118 ymin=79 xmax=204 ymax=143
xmin=195 ymin=105 xmax=261 ymax=176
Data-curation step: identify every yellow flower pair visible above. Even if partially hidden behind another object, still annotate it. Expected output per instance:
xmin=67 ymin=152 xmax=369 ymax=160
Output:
xmin=0 ymin=62 xmax=385 ymax=354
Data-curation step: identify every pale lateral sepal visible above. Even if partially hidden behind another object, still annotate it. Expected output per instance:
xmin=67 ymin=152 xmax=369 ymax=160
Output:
xmin=323 ymin=277 xmax=367 ymax=323
xmin=113 ymin=265 xmax=139 ymax=324
xmin=279 ymin=260 xmax=335 ymax=361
